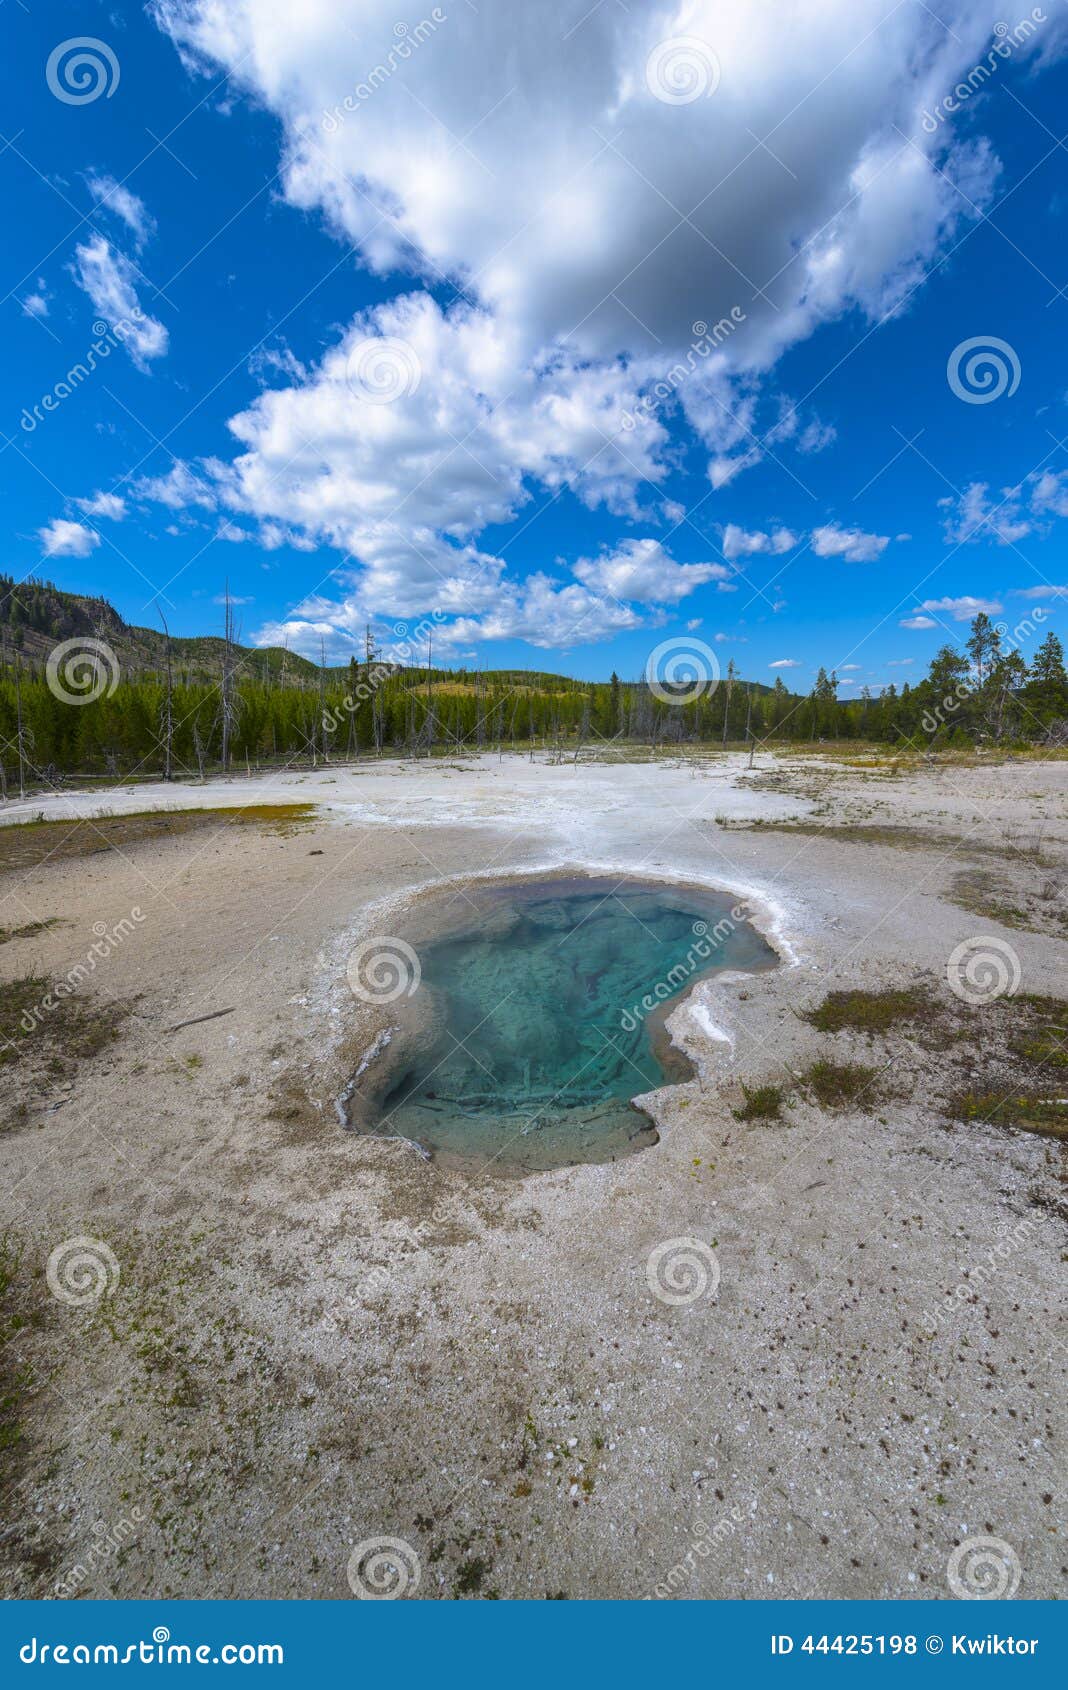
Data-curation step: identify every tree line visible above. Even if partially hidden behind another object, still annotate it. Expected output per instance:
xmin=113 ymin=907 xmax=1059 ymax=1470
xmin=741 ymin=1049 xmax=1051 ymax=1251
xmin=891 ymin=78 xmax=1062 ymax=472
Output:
xmin=0 ymin=609 xmax=1065 ymax=792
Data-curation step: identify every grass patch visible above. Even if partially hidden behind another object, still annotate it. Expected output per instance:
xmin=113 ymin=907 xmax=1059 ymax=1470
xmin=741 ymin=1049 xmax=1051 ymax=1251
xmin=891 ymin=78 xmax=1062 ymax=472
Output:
xmin=949 ymin=1090 xmax=1068 ymax=1140
xmin=0 ymin=918 xmax=64 ymax=946
xmin=0 ymin=804 xmax=317 ymax=874
xmin=799 ymin=1059 xmax=879 ymax=1109
xmin=727 ymin=820 xmax=1056 ymax=864
xmin=733 ymin=1083 xmax=785 ymax=1121
xmin=0 ymin=972 xmax=130 ymax=1086
xmin=802 ymin=985 xmax=940 ymax=1037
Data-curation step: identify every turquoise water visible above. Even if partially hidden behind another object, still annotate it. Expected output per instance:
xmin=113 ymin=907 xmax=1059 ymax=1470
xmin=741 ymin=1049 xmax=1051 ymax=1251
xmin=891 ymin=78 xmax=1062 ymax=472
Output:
xmin=363 ymin=875 xmax=777 ymax=1173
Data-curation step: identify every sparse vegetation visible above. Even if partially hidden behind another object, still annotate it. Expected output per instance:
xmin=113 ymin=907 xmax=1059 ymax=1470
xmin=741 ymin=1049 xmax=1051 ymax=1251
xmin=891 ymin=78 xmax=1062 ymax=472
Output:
xmin=802 ymin=984 xmax=941 ymax=1037
xmin=0 ymin=804 xmax=315 ymax=874
xmin=799 ymin=1059 xmax=880 ymax=1109
xmin=0 ymin=972 xmax=130 ymax=1093
xmin=733 ymin=1083 xmax=785 ymax=1121
xmin=0 ymin=917 xmax=64 ymax=945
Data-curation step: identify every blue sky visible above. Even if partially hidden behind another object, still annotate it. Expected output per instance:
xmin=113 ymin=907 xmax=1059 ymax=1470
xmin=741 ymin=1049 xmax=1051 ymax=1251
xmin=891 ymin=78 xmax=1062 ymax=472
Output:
xmin=5 ymin=1 xmax=1068 ymax=692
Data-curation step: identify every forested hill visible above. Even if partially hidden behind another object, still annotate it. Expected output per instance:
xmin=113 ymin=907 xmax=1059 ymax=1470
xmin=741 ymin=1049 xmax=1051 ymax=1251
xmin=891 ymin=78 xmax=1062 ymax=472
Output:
xmin=0 ymin=572 xmax=316 ymax=683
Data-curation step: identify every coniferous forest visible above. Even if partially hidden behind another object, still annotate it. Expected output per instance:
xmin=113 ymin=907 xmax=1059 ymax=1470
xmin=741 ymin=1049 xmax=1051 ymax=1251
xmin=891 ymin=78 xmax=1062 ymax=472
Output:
xmin=1 ymin=574 xmax=1066 ymax=789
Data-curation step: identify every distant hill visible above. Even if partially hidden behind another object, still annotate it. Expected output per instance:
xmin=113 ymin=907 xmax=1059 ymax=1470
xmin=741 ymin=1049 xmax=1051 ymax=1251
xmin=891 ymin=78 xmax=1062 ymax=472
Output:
xmin=0 ymin=574 xmax=776 ymax=694
xmin=0 ymin=573 xmax=317 ymax=684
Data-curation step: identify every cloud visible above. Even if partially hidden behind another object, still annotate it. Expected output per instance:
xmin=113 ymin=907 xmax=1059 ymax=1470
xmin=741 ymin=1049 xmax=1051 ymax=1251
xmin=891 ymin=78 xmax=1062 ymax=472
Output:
xmin=915 ymin=595 xmax=1002 ymax=621
xmin=900 ymin=614 xmax=938 ymax=629
xmin=840 ymin=663 xmax=861 ymax=670
xmin=21 ymin=280 xmax=49 ymax=318
xmin=1012 ymin=583 xmax=1068 ymax=599
xmin=212 ymin=592 xmax=254 ymax=605
xmin=939 ymin=470 xmax=1068 ymax=547
xmin=75 ymin=491 xmax=126 ymax=521
xmin=720 ymin=523 xmax=798 ymax=561
xmin=686 ymin=618 xmax=702 ymax=632
xmin=39 ymin=519 xmax=100 ymax=558
xmin=145 ymin=0 xmax=1063 ymax=650
xmin=769 ymin=657 xmax=801 ymax=669
xmin=572 ymin=538 xmax=729 ymax=604
xmin=87 ymin=174 xmax=156 ymax=248
xmin=811 ymin=523 xmax=890 ymax=563
xmin=71 ymin=236 xmax=168 ymax=369
xmin=134 ymin=460 xmax=217 ymax=508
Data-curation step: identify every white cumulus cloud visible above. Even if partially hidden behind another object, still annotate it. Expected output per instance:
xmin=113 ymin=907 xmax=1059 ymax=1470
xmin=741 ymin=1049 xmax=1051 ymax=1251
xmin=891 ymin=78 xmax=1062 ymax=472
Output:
xmin=39 ymin=519 xmax=100 ymax=558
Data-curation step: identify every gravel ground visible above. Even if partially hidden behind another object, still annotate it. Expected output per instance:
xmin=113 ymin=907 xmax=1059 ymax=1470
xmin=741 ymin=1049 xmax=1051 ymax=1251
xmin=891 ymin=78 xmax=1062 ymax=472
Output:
xmin=0 ymin=750 xmax=1063 ymax=1600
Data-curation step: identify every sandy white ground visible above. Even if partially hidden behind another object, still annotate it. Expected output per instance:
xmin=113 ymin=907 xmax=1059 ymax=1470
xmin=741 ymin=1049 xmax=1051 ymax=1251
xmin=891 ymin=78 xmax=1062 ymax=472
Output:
xmin=0 ymin=750 xmax=1063 ymax=1600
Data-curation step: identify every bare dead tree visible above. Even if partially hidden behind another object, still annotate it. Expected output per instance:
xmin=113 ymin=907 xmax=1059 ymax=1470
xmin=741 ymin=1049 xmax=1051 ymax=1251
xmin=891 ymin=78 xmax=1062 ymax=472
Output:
xmin=220 ymin=582 xmax=238 ymax=772
xmin=158 ymin=606 xmax=174 ymax=781
xmin=14 ymin=655 xmax=27 ymax=799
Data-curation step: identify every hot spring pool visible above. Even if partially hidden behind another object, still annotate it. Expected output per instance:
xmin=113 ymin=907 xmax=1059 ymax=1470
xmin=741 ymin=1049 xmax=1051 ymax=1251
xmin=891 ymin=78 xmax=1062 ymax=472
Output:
xmin=345 ymin=873 xmax=778 ymax=1173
